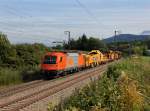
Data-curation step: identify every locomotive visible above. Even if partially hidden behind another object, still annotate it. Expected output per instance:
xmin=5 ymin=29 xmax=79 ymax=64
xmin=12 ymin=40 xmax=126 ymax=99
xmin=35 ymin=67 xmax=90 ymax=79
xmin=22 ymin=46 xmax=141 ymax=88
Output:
xmin=41 ymin=50 xmax=121 ymax=78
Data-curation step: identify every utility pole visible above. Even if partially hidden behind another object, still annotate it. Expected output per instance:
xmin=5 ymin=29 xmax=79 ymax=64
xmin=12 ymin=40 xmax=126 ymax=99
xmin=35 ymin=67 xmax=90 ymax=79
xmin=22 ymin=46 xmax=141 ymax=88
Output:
xmin=64 ymin=31 xmax=71 ymax=49
xmin=64 ymin=31 xmax=71 ymax=43
xmin=114 ymin=30 xmax=118 ymax=43
xmin=114 ymin=30 xmax=121 ymax=50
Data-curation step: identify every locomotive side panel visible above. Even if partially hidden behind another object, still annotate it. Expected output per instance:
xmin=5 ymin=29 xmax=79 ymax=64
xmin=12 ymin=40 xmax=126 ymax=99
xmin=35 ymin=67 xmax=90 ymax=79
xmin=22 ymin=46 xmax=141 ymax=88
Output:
xmin=65 ymin=53 xmax=86 ymax=71
xmin=66 ymin=53 xmax=78 ymax=69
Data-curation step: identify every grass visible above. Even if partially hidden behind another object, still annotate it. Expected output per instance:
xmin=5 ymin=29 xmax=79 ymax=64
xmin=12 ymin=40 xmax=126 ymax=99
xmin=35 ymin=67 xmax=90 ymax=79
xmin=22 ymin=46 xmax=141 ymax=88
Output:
xmin=0 ymin=68 xmax=22 ymax=86
xmin=0 ymin=66 xmax=42 ymax=87
xmin=115 ymin=57 xmax=150 ymax=97
xmin=48 ymin=56 xmax=150 ymax=111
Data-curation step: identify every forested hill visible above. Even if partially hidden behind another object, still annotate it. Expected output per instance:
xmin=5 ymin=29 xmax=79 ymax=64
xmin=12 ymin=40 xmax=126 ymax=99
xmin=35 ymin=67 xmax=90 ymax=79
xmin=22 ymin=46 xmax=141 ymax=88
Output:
xmin=103 ymin=34 xmax=150 ymax=43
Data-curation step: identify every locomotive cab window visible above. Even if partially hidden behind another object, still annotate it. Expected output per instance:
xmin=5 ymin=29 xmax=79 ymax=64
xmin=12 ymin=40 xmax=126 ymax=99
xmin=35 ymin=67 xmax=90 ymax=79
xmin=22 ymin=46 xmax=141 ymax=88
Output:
xmin=43 ymin=56 xmax=57 ymax=64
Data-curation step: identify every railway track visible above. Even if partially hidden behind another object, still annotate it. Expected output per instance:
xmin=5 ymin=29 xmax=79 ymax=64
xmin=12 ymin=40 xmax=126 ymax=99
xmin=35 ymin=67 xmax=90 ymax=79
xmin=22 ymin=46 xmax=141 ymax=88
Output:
xmin=0 ymin=62 xmax=114 ymax=111
xmin=0 ymin=80 xmax=45 ymax=99
xmin=0 ymin=66 xmax=100 ymax=99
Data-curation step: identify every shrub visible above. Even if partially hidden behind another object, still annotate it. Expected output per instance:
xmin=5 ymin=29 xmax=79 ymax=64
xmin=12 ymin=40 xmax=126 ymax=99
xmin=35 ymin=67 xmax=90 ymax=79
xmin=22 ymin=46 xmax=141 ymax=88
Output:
xmin=106 ymin=65 xmax=121 ymax=81
xmin=21 ymin=66 xmax=42 ymax=82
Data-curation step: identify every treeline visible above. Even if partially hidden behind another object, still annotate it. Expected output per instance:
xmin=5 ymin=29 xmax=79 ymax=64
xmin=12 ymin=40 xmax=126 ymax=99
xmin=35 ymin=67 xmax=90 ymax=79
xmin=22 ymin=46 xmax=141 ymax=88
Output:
xmin=62 ymin=34 xmax=108 ymax=51
xmin=107 ymin=40 xmax=150 ymax=56
xmin=53 ymin=34 xmax=150 ymax=56
xmin=0 ymin=33 xmax=49 ymax=69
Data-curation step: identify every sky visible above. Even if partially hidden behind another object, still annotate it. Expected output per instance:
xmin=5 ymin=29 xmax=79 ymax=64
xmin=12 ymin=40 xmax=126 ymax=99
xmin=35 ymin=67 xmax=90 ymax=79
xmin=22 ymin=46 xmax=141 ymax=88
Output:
xmin=0 ymin=0 xmax=150 ymax=45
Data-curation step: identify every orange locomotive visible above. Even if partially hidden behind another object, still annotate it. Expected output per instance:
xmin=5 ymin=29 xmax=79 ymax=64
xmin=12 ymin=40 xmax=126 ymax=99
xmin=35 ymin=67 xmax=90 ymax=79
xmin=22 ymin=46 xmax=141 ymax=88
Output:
xmin=41 ymin=51 xmax=85 ymax=77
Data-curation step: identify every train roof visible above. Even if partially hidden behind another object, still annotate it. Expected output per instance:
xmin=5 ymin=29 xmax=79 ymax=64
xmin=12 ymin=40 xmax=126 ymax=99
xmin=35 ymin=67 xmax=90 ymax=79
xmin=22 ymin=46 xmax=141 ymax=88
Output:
xmin=45 ymin=50 xmax=88 ymax=54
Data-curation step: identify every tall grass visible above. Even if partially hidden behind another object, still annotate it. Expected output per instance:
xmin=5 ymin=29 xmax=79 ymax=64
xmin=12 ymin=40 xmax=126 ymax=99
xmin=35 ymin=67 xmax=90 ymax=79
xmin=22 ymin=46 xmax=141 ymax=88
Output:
xmin=0 ymin=66 xmax=42 ymax=87
xmin=0 ymin=68 xmax=22 ymax=86
xmin=49 ymin=56 xmax=150 ymax=111
xmin=114 ymin=57 xmax=150 ymax=97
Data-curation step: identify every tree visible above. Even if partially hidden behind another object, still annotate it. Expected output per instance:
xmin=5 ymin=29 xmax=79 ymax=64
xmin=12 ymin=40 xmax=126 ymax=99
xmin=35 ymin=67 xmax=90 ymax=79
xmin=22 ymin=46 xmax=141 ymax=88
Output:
xmin=15 ymin=43 xmax=48 ymax=67
xmin=0 ymin=33 xmax=49 ymax=68
xmin=80 ymin=34 xmax=88 ymax=50
xmin=88 ymin=37 xmax=108 ymax=51
xmin=0 ymin=32 xmax=16 ymax=66
xmin=52 ymin=45 xmax=64 ymax=50
xmin=63 ymin=34 xmax=108 ymax=51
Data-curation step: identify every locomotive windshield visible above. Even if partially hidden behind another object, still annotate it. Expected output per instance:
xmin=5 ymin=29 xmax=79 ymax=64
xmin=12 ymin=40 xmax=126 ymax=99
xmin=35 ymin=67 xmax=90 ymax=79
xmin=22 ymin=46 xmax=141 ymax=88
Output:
xmin=43 ymin=56 xmax=57 ymax=64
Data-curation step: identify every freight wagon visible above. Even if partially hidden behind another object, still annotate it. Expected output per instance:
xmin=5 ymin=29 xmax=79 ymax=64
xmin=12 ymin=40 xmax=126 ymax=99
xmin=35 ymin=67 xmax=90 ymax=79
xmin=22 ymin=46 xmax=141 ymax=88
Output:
xmin=88 ymin=50 xmax=104 ymax=67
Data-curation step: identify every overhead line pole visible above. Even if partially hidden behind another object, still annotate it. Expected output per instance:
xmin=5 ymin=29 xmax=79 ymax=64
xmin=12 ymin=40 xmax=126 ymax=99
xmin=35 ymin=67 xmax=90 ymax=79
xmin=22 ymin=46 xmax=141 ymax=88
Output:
xmin=64 ymin=31 xmax=71 ymax=49
xmin=114 ymin=29 xmax=121 ymax=50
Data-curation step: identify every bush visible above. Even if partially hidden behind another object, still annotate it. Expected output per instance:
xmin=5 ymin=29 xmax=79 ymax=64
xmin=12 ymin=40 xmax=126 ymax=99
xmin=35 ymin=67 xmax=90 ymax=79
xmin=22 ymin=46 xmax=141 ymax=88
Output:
xmin=21 ymin=66 xmax=42 ymax=82
xmin=106 ymin=65 xmax=121 ymax=81
xmin=57 ymin=75 xmax=142 ymax=111
xmin=60 ymin=73 xmax=144 ymax=111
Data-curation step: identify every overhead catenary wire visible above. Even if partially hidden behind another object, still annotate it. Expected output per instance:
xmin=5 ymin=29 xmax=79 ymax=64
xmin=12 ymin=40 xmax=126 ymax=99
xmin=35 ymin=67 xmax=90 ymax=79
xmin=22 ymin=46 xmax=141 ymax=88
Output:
xmin=0 ymin=1 xmax=41 ymax=34
xmin=0 ymin=3 xmax=61 ymax=45
xmin=0 ymin=2 xmax=33 ymax=19
xmin=0 ymin=3 xmax=63 ymax=38
xmin=0 ymin=0 xmax=112 ymax=44
xmin=74 ymin=0 xmax=109 ymax=29
xmin=0 ymin=4 xmax=32 ymax=35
